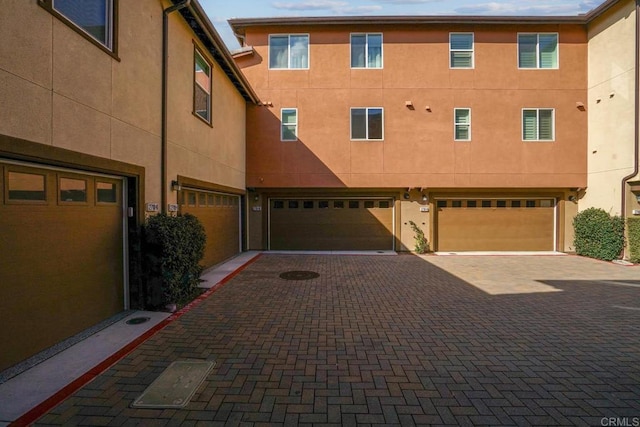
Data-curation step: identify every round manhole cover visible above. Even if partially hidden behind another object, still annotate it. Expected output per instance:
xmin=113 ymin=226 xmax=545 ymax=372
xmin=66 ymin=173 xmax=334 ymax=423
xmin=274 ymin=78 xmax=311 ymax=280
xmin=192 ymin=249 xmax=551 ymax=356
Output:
xmin=279 ymin=270 xmax=320 ymax=281
xmin=126 ymin=317 xmax=151 ymax=325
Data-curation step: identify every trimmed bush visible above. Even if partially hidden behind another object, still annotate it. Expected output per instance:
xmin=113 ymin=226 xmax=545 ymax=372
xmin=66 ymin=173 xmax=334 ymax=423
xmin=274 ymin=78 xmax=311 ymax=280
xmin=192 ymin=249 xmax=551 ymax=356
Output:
xmin=573 ymin=208 xmax=624 ymax=261
xmin=144 ymin=213 xmax=206 ymax=307
xmin=628 ymin=217 xmax=640 ymax=264
xmin=408 ymin=220 xmax=429 ymax=254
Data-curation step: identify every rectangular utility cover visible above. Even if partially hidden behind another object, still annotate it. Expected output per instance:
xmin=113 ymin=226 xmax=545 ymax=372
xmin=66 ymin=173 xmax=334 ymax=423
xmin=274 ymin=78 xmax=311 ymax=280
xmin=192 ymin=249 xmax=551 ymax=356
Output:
xmin=132 ymin=360 xmax=214 ymax=408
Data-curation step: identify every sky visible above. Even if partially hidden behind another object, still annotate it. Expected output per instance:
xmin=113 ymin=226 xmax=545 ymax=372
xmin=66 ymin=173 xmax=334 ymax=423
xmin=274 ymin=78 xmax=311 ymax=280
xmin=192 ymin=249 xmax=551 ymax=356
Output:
xmin=200 ymin=0 xmax=605 ymax=51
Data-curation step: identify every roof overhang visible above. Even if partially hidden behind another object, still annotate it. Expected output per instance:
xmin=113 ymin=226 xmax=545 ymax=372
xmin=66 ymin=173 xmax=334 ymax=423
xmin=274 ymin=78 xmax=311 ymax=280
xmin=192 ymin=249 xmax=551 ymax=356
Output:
xmin=174 ymin=0 xmax=258 ymax=104
xmin=228 ymin=0 xmax=625 ymax=39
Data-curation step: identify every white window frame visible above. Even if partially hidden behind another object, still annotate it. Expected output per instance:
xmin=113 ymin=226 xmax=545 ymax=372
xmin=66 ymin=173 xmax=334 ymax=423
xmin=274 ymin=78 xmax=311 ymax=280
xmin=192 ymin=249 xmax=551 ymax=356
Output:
xmin=350 ymin=107 xmax=384 ymax=141
xmin=194 ymin=48 xmax=212 ymax=124
xmin=268 ymin=34 xmax=310 ymax=70
xmin=522 ymin=108 xmax=555 ymax=141
xmin=517 ymin=33 xmax=559 ymax=70
xmin=449 ymin=33 xmax=474 ymax=69
xmin=350 ymin=33 xmax=384 ymax=69
xmin=280 ymin=108 xmax=298 ymax=141
xmin=454 ymin=108 xmax=471 ymax=141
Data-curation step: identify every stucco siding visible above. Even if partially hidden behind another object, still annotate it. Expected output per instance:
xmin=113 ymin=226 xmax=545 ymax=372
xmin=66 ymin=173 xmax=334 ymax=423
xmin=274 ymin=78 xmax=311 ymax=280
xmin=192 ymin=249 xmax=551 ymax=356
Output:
xmin=586 ymin=0 xmax=637 ymax=215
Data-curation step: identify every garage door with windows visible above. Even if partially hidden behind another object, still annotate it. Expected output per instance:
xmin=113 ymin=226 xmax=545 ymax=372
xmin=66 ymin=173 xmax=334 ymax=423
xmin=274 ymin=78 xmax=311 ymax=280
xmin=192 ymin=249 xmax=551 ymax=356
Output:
xmin=269 ymin=198 xmax=395 ymax=251
xmin=0 ymin=161 xmax=125 ymax=371
xmin=435 ymin=198 xmax=556 ymax=252
xmin=180 ymin=189 xmax=241 ymax=268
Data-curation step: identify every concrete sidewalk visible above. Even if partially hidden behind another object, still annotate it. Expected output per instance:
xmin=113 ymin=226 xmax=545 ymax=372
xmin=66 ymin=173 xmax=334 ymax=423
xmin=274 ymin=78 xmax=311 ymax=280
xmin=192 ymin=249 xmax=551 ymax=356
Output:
xmin=18 ymin=253 xmax=640 ymax=426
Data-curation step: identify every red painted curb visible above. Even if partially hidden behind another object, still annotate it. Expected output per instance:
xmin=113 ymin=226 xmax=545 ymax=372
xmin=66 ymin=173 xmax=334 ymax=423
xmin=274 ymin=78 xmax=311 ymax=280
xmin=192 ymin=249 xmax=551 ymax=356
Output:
xmin=9 ymin=253 xmax=262 ymax=427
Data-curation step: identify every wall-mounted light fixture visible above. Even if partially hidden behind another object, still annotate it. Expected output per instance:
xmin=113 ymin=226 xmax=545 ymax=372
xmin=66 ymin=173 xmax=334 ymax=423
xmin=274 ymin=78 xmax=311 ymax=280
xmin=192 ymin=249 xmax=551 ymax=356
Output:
xmin=170 ymin=180 xmax=181 ymax=192
xmin=421 ymin=194 xmax=428 ymax=202
xmin=254 ymin=194 xmax=260 ymax=202
xmin=425 ymin=106 xmax=432 ymax=112
xmin=403 ymin=192 xmax=410 ymax=200
xmin=568 ymin=195 xmax=577 ymax=203
xmin=405 ymin=101 xmax=414 ymax=110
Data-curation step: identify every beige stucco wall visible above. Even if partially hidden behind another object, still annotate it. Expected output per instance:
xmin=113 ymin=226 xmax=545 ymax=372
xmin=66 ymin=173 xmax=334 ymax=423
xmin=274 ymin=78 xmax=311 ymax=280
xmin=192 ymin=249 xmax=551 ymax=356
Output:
xmin=1 ymin=0 xmax=247 ymax=211
xmin=165 ymin=12 xmax=247 ymax=205
xmin=585 ymin=0 xmax=638 ymax=215
xmin=0 ymin=0 xmax=163 ymax=202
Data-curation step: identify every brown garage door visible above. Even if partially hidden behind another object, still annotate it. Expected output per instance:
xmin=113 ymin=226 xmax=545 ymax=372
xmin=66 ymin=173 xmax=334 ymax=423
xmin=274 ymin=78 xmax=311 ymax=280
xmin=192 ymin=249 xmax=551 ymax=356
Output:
xmin=270 ymin=198 xmax=394 ymax=250
xmin=436 ymin=198 xmax=555 ymax=252
xmin=0 ymin=162 xmax=125 ymax=371
xmin=180 ymin=189 xmax=240 ymax=269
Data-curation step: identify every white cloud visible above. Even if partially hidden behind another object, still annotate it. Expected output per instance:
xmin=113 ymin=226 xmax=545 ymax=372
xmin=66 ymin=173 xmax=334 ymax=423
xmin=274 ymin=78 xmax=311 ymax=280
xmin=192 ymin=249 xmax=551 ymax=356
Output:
xmin=454 ymin=1 xmax=596 ymax=15
xmin=372 ymin=0 xmax=442 ymax=3
xmin=272 ymin=0 xmax=349 ymax=11
xmin=271 ymin=0 xmax=382 ymax=15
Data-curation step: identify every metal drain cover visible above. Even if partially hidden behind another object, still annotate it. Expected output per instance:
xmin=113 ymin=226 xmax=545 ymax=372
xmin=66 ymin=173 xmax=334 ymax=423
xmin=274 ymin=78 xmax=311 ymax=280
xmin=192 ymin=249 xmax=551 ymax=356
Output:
xmin=279 ymin=270 xmax=320 ymax=280
xmin=126 ymin=317 xmax=150 ymax=325
xmin=132 ymin=360 xmax=214 ymax=408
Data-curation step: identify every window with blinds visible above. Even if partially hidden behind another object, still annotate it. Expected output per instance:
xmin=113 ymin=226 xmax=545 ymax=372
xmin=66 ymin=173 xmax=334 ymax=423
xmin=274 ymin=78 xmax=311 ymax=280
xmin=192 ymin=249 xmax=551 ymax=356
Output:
xmin=522 ymin=109 xmax=554 ymax=141
xmin=281 ymin=108 xmax=298 ymax=141
xmin=518 ymin=33 xmax=558 ymax=69
xmin=454 ymin=108 xmax=471 ymax=141
xmin=450 ymin=33 xmax=474 ymax=68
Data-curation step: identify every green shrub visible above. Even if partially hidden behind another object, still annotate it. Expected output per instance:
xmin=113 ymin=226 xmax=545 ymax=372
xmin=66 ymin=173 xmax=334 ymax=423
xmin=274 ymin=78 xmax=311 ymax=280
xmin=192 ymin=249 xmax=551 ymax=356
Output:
xmin=144 ymin=213 xmax=206 ymax=307
xmin=573 ymin=208 xmax=624 ymax=261
xmin=628 ymin=217 xmax=640 ymax=263
xmin=408 ymin=220 xmax=429 ymax=254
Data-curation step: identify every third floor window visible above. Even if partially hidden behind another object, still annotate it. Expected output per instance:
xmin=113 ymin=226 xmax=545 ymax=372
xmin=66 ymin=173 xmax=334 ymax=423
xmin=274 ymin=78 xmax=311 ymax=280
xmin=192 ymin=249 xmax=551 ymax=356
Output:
xmin=351 ymin=33 xmax=383 ymax=69
xmin=269 ymin=34 xmax=309 ymax=69
xmin=450 ymin=33 xmax=474 ymax=68
xmin=518 ymin=33 xmax=558 ymax=69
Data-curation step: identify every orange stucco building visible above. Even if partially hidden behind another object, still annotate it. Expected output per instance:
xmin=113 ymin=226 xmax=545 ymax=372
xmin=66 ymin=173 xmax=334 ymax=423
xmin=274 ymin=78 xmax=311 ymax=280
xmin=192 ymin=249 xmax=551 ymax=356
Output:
xmin=230 ymin=17 xmax=591 ymax=253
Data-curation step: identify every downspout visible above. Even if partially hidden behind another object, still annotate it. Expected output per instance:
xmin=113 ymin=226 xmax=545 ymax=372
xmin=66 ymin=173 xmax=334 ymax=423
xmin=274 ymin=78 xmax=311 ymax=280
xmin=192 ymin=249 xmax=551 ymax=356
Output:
xmin=621 ymin=0 xmax=640 ymax=256
xmin=162 ymin=0 xmax=191 ymax=214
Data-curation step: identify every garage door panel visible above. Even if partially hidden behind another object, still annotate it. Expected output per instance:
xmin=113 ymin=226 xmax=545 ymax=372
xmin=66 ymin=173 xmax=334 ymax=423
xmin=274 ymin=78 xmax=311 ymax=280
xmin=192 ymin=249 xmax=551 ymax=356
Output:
xmin=270 ymin=199 xmax=394 ymax=251
xmin=0 ymin=163 xmax=124 ymax=371
xmin=181 ymin=190 xmax=240 ymax=269
xmin=437 ymin=200 xmax=555 ymax=252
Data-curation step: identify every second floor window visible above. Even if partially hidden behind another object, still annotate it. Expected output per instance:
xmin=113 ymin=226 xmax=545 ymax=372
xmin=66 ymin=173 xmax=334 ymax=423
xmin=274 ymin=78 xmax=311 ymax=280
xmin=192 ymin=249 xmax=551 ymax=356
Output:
xmin=454 ymin=108 xmax=471 ymax=141
xmin=194 ymin=49 xmax=212 ymax=123
xmin=269 ymin=34 xmax=309 ymax=69
xmin=39 ymin=0 xmax=116 ymax=53
xmin=351 ymin=33 xmax=383 ymax=68
xmin=450 ymin=33 xmax=474 ymax=68
xmin=281 ymin=109 xmax=298 ymax=141
xmin=518 ymin=33 xmax=558 ymax=69
xmin=522 ymin=109 xmax=554 ymax=141
xmin=351 ymin=108 xmax=384 ymax=140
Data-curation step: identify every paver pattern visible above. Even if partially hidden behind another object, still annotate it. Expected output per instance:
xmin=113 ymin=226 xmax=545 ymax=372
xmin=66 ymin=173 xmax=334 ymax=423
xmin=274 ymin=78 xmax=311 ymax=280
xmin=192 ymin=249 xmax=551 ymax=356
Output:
xmin=37 ymin=254 xmax=640 ymax=426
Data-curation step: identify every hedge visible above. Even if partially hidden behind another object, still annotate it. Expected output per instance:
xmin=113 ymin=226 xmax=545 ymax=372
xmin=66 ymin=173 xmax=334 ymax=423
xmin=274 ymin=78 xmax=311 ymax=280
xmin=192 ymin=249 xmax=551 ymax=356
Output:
xmin=144 ymin=213 xmax=206 ymax=307
xmin=573 ymin=208 xmax=624 ymax=261
xmin=628 ymin=217 xmax=640 ymax=263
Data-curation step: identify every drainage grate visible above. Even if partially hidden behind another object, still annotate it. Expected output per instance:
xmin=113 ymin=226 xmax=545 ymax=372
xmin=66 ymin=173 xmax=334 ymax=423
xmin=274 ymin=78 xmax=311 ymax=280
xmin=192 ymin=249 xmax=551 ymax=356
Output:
xmin=132 ymin=360 xmax=215 ymax=408
xmin=279 ymin=270 xmax=320 ymax=280
xmin=126 ymin=317 xmax=150 ymax=325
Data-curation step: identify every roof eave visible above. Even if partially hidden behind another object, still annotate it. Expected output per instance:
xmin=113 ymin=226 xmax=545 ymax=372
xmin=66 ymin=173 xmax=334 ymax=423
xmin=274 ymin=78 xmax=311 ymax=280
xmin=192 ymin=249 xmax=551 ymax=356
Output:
xmin=175 ymin=0 xmax=259 ymax=104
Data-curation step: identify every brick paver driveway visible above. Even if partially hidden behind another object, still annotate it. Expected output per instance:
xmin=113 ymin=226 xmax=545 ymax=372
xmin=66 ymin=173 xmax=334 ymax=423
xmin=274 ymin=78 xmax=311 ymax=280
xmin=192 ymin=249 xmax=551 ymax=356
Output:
xmin=39 ymin=254 xmax=640 ymax=426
